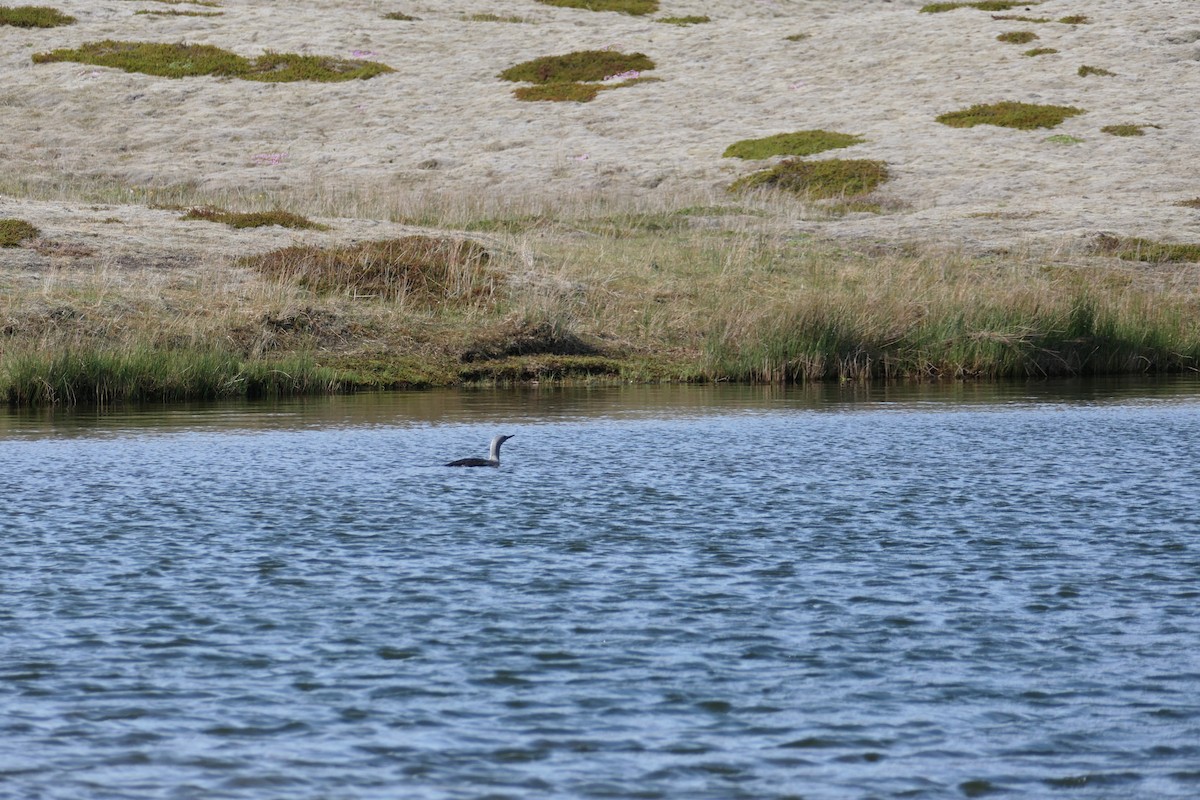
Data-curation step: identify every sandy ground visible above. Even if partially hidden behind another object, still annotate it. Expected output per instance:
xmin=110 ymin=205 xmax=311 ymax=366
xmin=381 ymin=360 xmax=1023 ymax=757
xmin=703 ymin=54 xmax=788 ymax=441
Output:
xmin=2 ymin=0 xmax=1199 ymax=265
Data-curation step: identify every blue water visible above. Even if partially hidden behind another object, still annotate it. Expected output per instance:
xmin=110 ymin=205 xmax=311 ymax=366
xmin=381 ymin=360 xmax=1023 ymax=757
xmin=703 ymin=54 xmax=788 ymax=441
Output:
xmin=2 ymin=382 xmax=1199 ymax=799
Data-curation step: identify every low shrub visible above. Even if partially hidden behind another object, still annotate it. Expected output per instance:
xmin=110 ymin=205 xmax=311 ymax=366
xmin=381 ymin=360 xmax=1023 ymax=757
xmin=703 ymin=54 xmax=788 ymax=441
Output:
xmin=937 ymin=101 xmax=1085 ymax=129
xmin=240 ymin=237 xmax=495 ymax=304
xmin=32 ymin=40 xmax=393 ymax=82
xmin=730 ymin=159 xmax=890 ymax=200
xmin=182 ymin=206 xmax=329 ymax=230
xmin=723 ymin=130 xmax=865 ymax=160
xmin=0 ymin=5 xmax=75 ymax=27
xmin=0 ymin=218 xmax=40 ymax=246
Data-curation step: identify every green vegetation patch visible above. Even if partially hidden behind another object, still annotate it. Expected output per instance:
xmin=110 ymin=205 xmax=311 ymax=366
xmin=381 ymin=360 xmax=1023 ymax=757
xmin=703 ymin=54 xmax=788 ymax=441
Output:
xmin=1099 ymin=236 xmax=1200 ymax=264
xmin=2 ymin=348 xmax=339 ymax=406
xmin=499 ymin=50 xmax=653 ymax=84
xmin=464 ymin=13 xmax=527 ymax=22
xmin=1078 ymin=65 xmax=1115 ymax=77
xmin=535 ymin=0 xmax=658 ymax=15
xmin=784 ymin=33 xmax=810 ymax=42
xmin=920 ymin=2 xmax=1036 ymax=13
xmin=993 ymin=15 xmax=1050 ymax=22
xmin=1058 ymin=15 xmax=1088 ymax=24
xmin=32 ymin=40 xmax=393 ymax=82
xmin=657 ymin=15 xmax=709 ymax=25
xmin=0 ymin=5 xmax=75 ymax=27
xmin=181 ymin=206 xmax=329 ymax=230
xmin=997 ymin=31 xmax=1038 ymax=44
xmin=723 ymin=130 xmax=865 ymax=160
xmin=1101 ymin=124 xmax=1145 ymax=137
xmin=135 ymin=9 xmax=223 ymax=15
xmin=0 ymin=218 xmax=41 ymax=247
xmin=383 ymin=11 xmax=417 ymax=20
xmin=937 ymin=101 xmax=1085 ymax=130
xmin=500 ymin=50 xmax=655 ymax=102
xmin=241 ymin=237 xmax=495 ymax=304
xmin=1045 ymin=134 xmax=1083 ymax=145
xmin=1175 ymin=198 xmax=1200 ymax=209
xmin=1023 ymin=47 xmax=1058 ymax=56
xmin=730 ymin=159 xmax=890 ymax=200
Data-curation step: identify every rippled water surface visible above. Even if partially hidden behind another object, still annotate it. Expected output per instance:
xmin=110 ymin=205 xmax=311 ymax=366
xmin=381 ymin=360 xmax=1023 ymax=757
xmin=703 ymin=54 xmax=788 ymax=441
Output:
xmin=2 ymin=381 xmax=1200 ymax=799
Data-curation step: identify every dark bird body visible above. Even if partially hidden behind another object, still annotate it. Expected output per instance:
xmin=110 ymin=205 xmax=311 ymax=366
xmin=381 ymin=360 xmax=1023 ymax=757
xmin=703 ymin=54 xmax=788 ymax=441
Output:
xmin=447 ymin=434 xmax=514 ymax=467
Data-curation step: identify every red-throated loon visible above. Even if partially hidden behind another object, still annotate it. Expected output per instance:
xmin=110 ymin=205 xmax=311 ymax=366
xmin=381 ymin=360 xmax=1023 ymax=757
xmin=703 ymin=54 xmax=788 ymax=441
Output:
xmin=446 ymin=434 xmax=514 ymax=467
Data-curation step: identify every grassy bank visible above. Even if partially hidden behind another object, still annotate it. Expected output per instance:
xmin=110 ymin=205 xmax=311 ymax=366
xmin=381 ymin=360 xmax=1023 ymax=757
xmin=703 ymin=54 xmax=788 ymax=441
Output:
xmin=2 ymin=188 xmax=1199 ymax=406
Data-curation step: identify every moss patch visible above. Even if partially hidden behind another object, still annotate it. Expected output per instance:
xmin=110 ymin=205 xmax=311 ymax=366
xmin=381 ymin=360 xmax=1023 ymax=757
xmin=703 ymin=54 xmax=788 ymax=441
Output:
xmin=535 ymin=0 xmax=658 ymax=15
xmin=723 ymin=130 xmax=865 ymax=160
xmin=0 ymin=218 xmax=41 ymax=247
xmin=0 ymin=5 xmax=75 ymax=26
xmin=240 ymin=237 xmax=494 ymax=303
xmin=383 ymin=11 xmax=417 ymax=20
xmin=1058 ymin=15 xmax=1088 ymax=24
xmin=1023 ymin=47 xmax=1058 ymax=56
xmin=181 ymin=206 xmax=329 ymax=230
xmin=1078 ymin=65 xmax=1115 ymax=77
xmin=730 ymin=159 xmax=890 ymax=200
xmin=1097 ymin=236 xmax=1200 ymax=264
xmin=997 ymin=31 xmax=1038 ymax=44
xmin=32 ymin=40 xmax=393 ymax=82
xmin=920 ymin=2 xmax=1036 ymax=12
xmin=937 ymin=101 xmax=1085 ymax=130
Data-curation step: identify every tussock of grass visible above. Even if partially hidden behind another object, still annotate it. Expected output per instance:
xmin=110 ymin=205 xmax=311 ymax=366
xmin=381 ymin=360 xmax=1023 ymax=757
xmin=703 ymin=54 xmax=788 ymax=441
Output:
xmin=499 ymin=50 xmax=654 ymax=84
xmin=535 ymin=0 xmax=658 ymax=15
xmin=730 ymin=159 xmax=890 ymax=200
xmin=1058 ymin=15 xmax=1088 ymax=24
xmin=513 ymin=82 xmax=603 ymax=102
xmin=181 ymin=206 xmax=329 ymax=230
xmin=1 ymin=348 xmax=340 ymax=406
xmin=997 ymin=31 xmax=1038 ymax=44
xmin=937 ymin=101 xmax=1085 ymax=130
xmin=723 ymin=131 xmax=865 ymax=160
xmin=1078 ymin=65 xmax=1115 ymax=77
xmin=1023 ymin=47 xmax=1058 ymax=56
xmin=32 ymin=40 xmax=393 ymax=82
xmin=240 ymin=237 xmax=494 ymax=304
xmin=920 ymin=1 xmax=1035 ymax=13
xmin=383 ymin=11 xmax=417 ymax=20
xmin=0 ymin=218 xmax=40 ymax=246
xmin=0 ymin=5 xmax=75 ymax=26
xmin=657 ymin=15 xmax=709 ymax=25
xmin=1096 ymin=236 xmax=1200 ymax=264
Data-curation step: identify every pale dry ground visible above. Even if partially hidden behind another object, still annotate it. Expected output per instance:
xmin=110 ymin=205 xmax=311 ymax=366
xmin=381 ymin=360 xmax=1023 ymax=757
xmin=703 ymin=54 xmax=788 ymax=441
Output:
xmin=1 ymin=0 xmax=1199 ymax=272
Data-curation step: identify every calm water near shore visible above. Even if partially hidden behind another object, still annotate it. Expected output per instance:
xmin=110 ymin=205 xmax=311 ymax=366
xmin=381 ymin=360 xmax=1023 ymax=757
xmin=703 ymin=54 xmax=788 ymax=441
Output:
xmin=2 ymin=380 xmax=1199 ymax=799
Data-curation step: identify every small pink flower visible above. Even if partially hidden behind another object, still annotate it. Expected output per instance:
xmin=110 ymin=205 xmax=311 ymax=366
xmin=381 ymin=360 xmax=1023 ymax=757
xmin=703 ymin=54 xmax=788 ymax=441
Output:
xmin=574 ymin=154 xmax=590 ymax=161
xmin=350 ymin=49 xmax=378 ymax=59
xmin=253 ymin=152 xmax=287 ymax=166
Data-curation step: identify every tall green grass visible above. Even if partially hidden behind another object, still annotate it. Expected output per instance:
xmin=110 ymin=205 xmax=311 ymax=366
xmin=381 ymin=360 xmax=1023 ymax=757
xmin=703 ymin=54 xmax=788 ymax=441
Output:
xmin=1 ymin=348 xmax=342 ymax=406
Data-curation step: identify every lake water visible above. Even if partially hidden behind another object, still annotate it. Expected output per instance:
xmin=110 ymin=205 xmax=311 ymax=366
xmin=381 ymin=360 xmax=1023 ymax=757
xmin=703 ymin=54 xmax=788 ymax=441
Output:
xmin=2 ymin=380 xmax=1199 ymax=799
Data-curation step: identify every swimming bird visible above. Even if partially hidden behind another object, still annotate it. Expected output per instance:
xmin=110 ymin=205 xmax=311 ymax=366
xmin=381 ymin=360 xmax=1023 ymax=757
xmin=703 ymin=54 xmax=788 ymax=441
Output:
xmin=446 ymin=434 xmax=514 ymax=467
